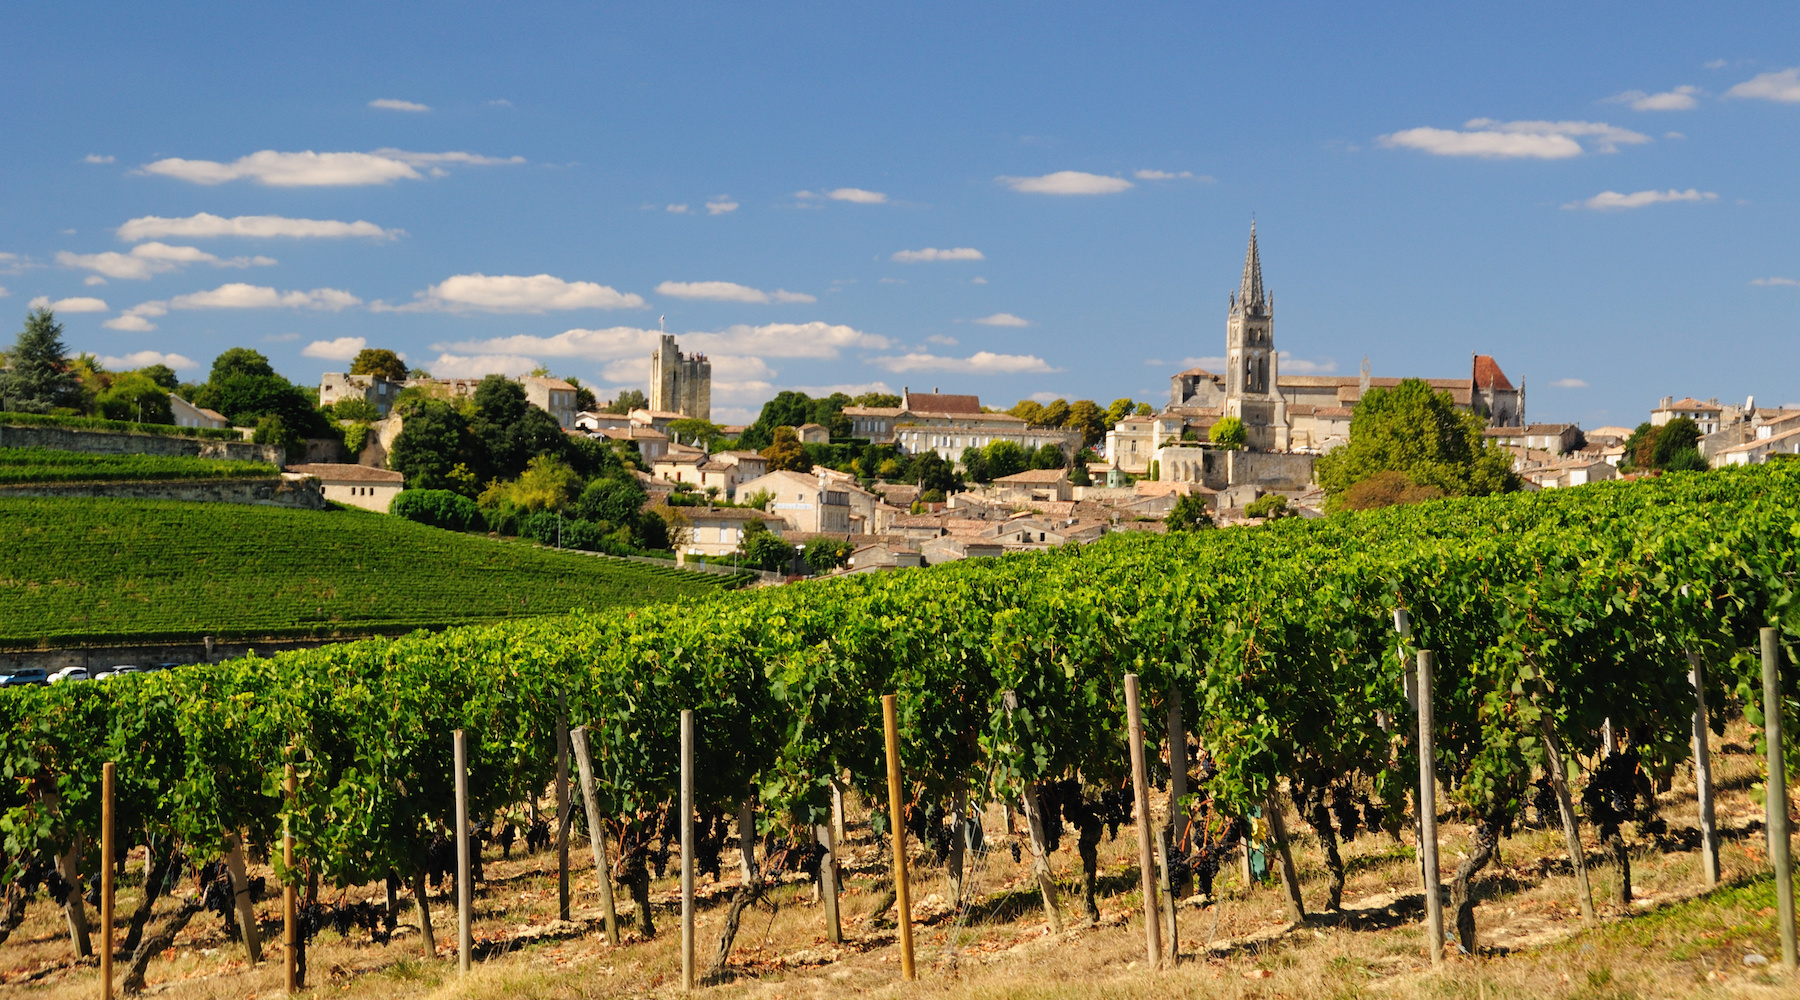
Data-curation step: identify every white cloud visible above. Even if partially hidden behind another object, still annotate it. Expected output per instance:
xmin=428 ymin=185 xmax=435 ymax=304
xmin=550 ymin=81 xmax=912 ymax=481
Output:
xmin=1176 ymin=356 xmax=1228 ymax=371
xmin=140 ymin=148 xmax=522 ymax=186
xmin=666 ymin=204 xmax=689 ymax=214
xmin=263 ymin=333 xmax=300 ymax=342
xmin=654 ymin=281 xmax=815 ymax=304
xmin=117 ymin=213 xmax=399 ymax=241
xmin=705 ymin=198 xmax=739 ymax=215
xmin=926 ymin=334 xmax=959 ymax=346
xmin=435 ymin=320 xmax=889 ymax=363
xmin=169 ymin=284 xmax=360 ymax=311
xmin=971 ymin=276 xmax=988 ymax=284
xmin=426 ymin=353 xmax=542 ymax=378
xmin=302 ymin=337 xmax=369 ymax=360
xmin=369 ymin=98 xmax=431 ymax=112
xmin=102 ymin=315 xmax=155 ymax=331
xmin=1565 ymin=188 xmax=1717 ymax=210
xmin=0 ymin=286 xmax=8 ymax=298
xmin=84 ymin=154 xmax=115 ymax=164
xmin=1380 ymin=119 xmax=1649 ymax=158
xmin=1704 ymin=59 xmax=1729 ymax=70
xmin=1277 ymin=353 xmax=1338 ymax=374
xmin=891 ymin=247 xmax=985 ymax=263
xmin=997 ymin=171 xmax=1133 ymax=195
xmin=1550 ymin=378 xmax=1590 ymax=388
xmin=1134 ymin=169 xmax=1212 ymax=181
xmin=57 ymin=242 xmax=276 ymax=280
xmin=84 ymin=276 xmax=106 ymax=286
xmin=879 ymin=277 xmax=906 ymax=284
xmin=26 ymin=295 xmax=108 ymax=313
xmin=870 ymin=351 xmax=1059 ymax=374
xmin=973 ymin=312 xmax=1030 ymax=327
xmin=826 ymin=188 xmax=886 ymax=204
xmin=392 ymin=273 xmax=646 ymax=313
xmin=1608 ymin=85 xmax=1700 ymax=111
xmin=1029 ymin=391 xmax=1061 ymax=403
xmin=1752 ymin=277 xmax=1800 ymax=287
xmin=1726 ymin=67 xmax=1800 ymax=103
xmin=96 ymin=350 xmax=199 ymax=371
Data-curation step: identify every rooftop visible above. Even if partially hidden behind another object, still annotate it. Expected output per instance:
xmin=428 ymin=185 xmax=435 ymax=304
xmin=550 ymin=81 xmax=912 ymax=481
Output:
xmin=286 ymin=463 xmax=405 ymax=483
xmin=900 ymin=389 xmax=982 ymax=414
xmin=994 ymin=468 xmax=1071 ymax=484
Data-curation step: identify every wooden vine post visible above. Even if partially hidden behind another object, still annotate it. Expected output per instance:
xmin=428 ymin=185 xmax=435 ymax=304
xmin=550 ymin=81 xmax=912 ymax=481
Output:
xmin=881 ymin=694 xmax=915 ymax=981
xmin=1152 ymin=827 xmax=1178 ymax=963
xmin=556 ymin=697 xmax=571 ymax=923
xmin=569 ymin=726 xmax=621 ymax=946
xmin=1687 ymin=651 xmax=1720 ymax=888
xmin=1761 ymin=629 xmax=1797 ymax=969
xmin=1124 ymin=673 xmax=1163 ymax=966
xmin=1166 ymin=688 xmax=1187 ymax=850
xmin=454 ymin=729 xmax=471 ymax=975
xmin=101 ymin=761 xmax=114 ymax=1000
xmin=816 ymin=822 xmax=842 ymax=944
xmin=1416 ymin=650 xmax=1445 ymax=965
xmin=680 ymin=709 xmax=696 ymax=992
xmin=284 ymin=762 xmax=300 ymax=993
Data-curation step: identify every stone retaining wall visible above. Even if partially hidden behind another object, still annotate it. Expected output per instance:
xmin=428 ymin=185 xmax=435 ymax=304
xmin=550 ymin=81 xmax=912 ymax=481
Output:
xmin=0 ymin=423 xmax=282 ymax=463
xmin=0 ymin=474 xmax=325 ymax=508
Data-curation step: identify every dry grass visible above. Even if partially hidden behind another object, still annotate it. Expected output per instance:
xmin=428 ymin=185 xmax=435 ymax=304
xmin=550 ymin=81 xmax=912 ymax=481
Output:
xmin=4 ymin=723 xmax=1796 ymax=999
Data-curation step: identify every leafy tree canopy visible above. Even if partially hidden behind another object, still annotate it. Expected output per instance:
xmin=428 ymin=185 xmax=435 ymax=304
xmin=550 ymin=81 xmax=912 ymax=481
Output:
xmin=209 ymin=347 xmax=276 ymax=383
xmin=602 ymin=388 xmax=648 ymax=415
xmin=1 ymin=309 xmax=80 ymax=413
xmin=1209 ymin=416 xmax=1247 ymax=450
xmin=1164 ymin=493 xmax=1213 ymax=531
xmin=851 ymin=391 xmax=901 ymax=408
xmin=95 ymin=372 xmax=174 ymax=424
xmin=349 ymin=348 xmax=409 ymax=382
xmin=137 ymin=364 xmax=179 ymax=392
xmin=1338 ymin=469 xmax=1444 ymax=511
xmin=1315 ymin=378 xmax=1519 ymax=511
xmin=760 ymin=425 xmax=811 ymax=472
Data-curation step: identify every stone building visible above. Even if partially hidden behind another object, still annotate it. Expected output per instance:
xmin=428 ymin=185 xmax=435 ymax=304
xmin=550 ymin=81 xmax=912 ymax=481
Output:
xmin=846 ymin=388 xmax=1083 ymax=463
xmin=285 ymin=463 xmax=405 ymax=512
xmin=649 ymin=334 xmax=711 ymax=422
xmin=522 ymin=376 xmax=579 ymax=429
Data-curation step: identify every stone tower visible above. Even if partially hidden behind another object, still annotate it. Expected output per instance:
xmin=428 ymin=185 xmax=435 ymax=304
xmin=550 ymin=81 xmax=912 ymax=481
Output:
xmin=1223 ymin=222 xmax=1286 ymax=451
xmin=648 ymin=334 xmax=712 ymax=422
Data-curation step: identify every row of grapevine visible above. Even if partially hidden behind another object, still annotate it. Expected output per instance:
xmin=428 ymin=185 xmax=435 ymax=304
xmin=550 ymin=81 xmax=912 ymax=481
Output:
xmin=2 ymin=463 xmax=1797 ymax=982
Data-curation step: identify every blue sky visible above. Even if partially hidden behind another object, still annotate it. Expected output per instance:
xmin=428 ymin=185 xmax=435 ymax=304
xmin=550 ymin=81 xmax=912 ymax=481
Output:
xmin=3 ymin=2 xmax=1797 ymax=426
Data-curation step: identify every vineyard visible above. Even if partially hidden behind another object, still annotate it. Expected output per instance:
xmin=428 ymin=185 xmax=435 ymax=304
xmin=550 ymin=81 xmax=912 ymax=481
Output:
xmin=0 ymin=447 xmax=278 ymax=485
xmin=0 ymin=498 xmax=746 ymax=647
xmin=1 ymin=464 xmax=1797 ymax=995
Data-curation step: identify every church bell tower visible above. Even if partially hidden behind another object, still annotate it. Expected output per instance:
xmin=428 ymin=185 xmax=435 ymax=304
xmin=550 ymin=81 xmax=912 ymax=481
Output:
xmin=1224 ymin=222 xmax=1285 ymax=450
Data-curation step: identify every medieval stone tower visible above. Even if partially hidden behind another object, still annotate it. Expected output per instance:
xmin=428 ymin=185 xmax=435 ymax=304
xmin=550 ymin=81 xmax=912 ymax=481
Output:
xmin=1223 ymin=222 xmax=1286 ymax=451
xmin=648 ymin=334 xmax=712 ymax=422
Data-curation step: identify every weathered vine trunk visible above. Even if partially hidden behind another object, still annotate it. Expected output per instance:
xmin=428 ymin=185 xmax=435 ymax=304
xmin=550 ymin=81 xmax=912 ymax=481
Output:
xmin=56 ymin=835 xmax=93 ymax=958
xmin=703 ymin=875 xmax=769 ymax=983
xmin=1016 ymin=785 xmax=1064 ymax=931
xmin=1605 ymin=829 xmax=1632 ymax=906
xmin=411 ymin=869 xmax=436 ymax=957
xmin=122 ymin=897 xmax=203 ymax=994
xmin=384 ymin=870 xmax=401 ymax=935
xmin=627 ymin=860 xmax=656 ymax=937
xmin=947 ymin=790 xmax=967 ymax=904
xmin=223 ymin=834 xmax=263 ymax=962
xmin=1076 ymin=818 xmax=1104 ymax=924
xmin=1306 ymin=804 xmax=1346 ymax=911
xmin=0 ymin=883 xmax=29 ymax=948
xmin=121 ymin=840 xmax=176 ymax=956
xmin=1449 ymin=817 xmax=1499 ymax=954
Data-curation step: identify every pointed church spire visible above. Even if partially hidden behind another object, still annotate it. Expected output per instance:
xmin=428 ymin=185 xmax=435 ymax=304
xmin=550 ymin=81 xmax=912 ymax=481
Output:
xmin=1239 ymin=220 xmax=1265 ymax=311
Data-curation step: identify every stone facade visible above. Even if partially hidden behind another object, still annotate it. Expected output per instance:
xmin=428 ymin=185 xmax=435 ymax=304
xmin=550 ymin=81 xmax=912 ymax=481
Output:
xmin=649 ymin=334 xmax=711 ymax=421
xmin=286 ymin=463 xmax=405 ymax=512
xmin=522 ymin=377 xmax=579 ymax=429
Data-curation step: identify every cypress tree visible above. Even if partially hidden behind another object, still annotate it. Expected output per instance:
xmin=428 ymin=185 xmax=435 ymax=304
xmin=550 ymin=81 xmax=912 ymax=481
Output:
xmin=1 ymin=309 xmax=80 ymax=413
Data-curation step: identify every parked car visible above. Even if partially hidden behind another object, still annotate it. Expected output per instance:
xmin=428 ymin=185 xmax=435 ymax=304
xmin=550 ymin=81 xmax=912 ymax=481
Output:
xmin=48 ymin=666 xmax=90 ymax=684
xmin=0 ymin=668 xmax=49 ymax=686
xmin=96 ymin=665 xmax=148 ymax=681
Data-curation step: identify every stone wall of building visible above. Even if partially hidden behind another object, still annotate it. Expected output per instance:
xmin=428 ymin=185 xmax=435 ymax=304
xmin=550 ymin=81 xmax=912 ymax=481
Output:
xmin=1224 ymin=450 xmax=1314 ymax=491
xmin=0 ymin=424 xmax=282 ymax=464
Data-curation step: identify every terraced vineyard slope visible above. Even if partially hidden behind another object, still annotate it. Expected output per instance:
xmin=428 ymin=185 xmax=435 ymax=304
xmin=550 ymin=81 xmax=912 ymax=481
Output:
xmin=0 ymin=497 xmax=743 ymax=647
xmin=0 ymin=447 xmax=278 ymax=484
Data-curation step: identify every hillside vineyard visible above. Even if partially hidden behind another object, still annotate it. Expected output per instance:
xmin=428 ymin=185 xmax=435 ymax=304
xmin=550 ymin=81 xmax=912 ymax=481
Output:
xmin=2 ymin=464 xmax=1797 ymax=959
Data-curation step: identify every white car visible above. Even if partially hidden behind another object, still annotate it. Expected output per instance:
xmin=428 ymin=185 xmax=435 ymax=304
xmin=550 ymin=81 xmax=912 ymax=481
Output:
xmin=48 ymin=666 xmax=90 ymax=684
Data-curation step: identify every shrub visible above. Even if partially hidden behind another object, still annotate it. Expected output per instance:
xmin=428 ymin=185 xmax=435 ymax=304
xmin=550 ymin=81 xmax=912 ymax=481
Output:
xmin=1339 ymin=470 xmax=1445 ymax=511
xmin=391 ymin=489 xmax=485 ymax=532
xmin=1245 ymin=493 xmax=1295 ymax=520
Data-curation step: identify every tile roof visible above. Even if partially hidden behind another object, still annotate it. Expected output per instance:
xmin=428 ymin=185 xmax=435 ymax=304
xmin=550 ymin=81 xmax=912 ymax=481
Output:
xmin=901 ymin=391 xmax=982 ymax=413
xmin=993 ymin=469 xmax=1070 ymax=483
xmin=285 ymin=463 xmax=405 ymax=483
xmin=1658 ymin=397 xmax=1723 ymax=412
xmin=1472 ymin=355 xmax=1514 ymax=391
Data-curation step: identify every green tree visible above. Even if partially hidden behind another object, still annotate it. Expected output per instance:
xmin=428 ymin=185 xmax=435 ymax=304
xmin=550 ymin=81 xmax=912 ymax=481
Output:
xmin=1 ymin=309 xmax=80 ymax=413
xmin=1069 ymin=463 xmax=1091 ymax=486
xmin=602 ymin=388 xmax=648 ymax=415
xmin=136 ymin=363 xmax=179 ymax=391
xmin=760 ymin=425 xmax=811 ymax=472
xmin=1244 ymin=493 xmax=1294 ymax=520
xmin=1338 ymin=470 xmax=1444 ymax=511
xmin=349 ymin=348 xmax=408 ymax=382
xmin=984 ymin=439 xmax=1029 ymax=479
xmin=1209 ymin=416 xmax=1247 ymax=451
xmin=1620 ymin=422 xmax=1656 ymax=473
xmin=851 ymin=391 xmax=901 ymax=408
xmin=471 ymin=375 xmax=567 ymax=480
xmin=738 ymin=518 xmax=795 ymax=571
xmin=667 ymin=418 xmax=725 ymax=448
xmin=1315 ymin=378 xmax=1520 ymax=510
xmin=1039 ymin=399 xmax=1071 ymax=428
xmin=1065 ymin=399 xmax=1108 ymax=448
xmin=960 ymin=446 xmax=991 ymax=484
xmin=575 ymin=476 xmax=648 ymax=525
xmin=389 ymin=398 xmax=477 ymax=492
xmin=804 ymin=538 xmax=854 ymax=573
xmin=906 ymin=450 xmax=961 ymax=495
xmin=1106 ymin=398 xmax=1136 ymax=427
xmin=1028 ymin=443 xmax=1066 ymax=470
xmin=390 ymin=489 xmax=485 ymax=531
xmin=1135 ymin=402 xmax=1153 ymax=416
xmin=209 ymin=347 xmax=277 ymax=383
xmin=1008 ymin=399 xmax=1047 ymax=425
xmin=326 ymin=397 xmax=381 ymax=422
xmin=95 ymin=372 xmax=174 ymax=424
xmin=564 ymin=377 xmax=599 ymax=413
xmin=1650 ymin=417 xmax=1704 ymax=471
xmin=1164 ymin=493 xmax=1213 ymax=531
